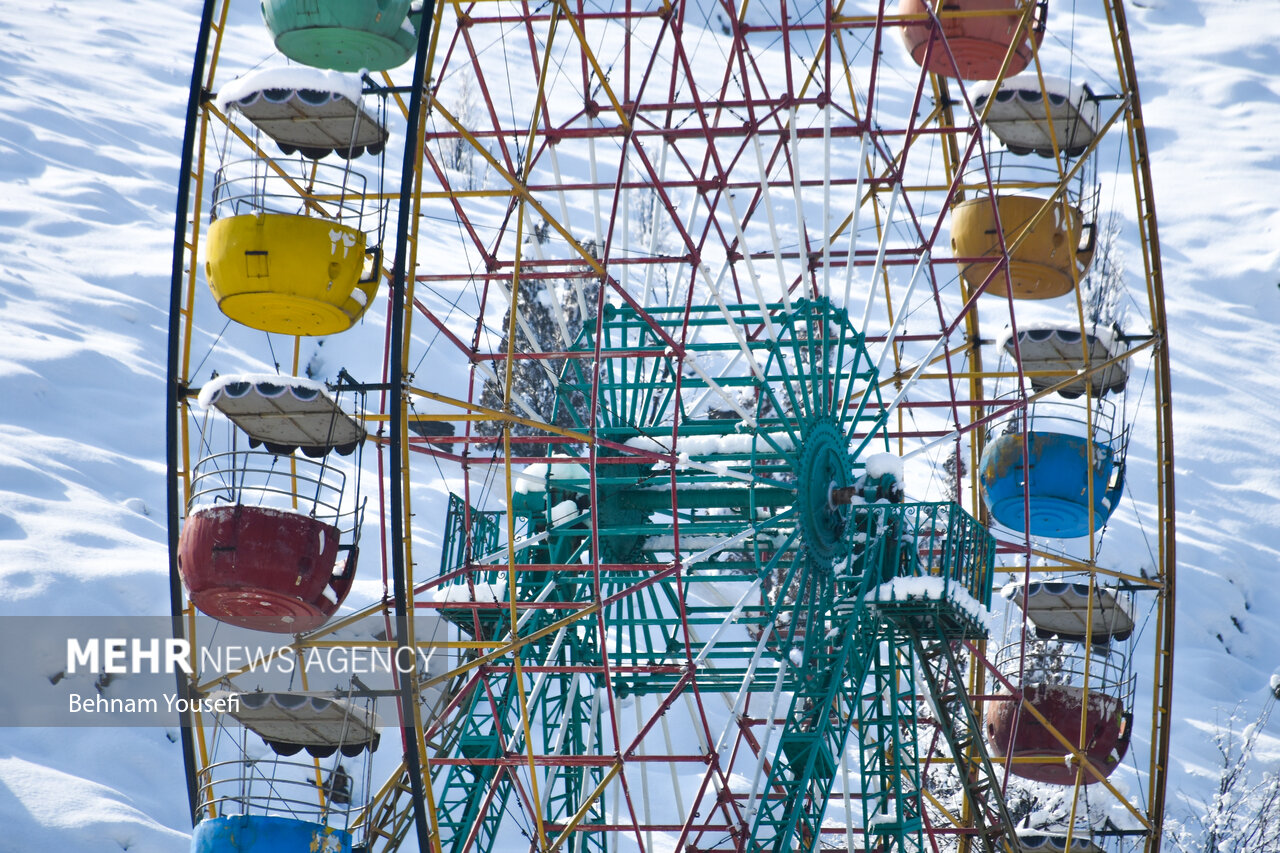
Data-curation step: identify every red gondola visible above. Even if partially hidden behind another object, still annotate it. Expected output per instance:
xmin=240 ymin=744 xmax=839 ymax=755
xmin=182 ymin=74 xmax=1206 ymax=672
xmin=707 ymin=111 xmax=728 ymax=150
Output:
xmin=986 ymin=583 xmax=1135 ymax=784
xmin=177 ymin=376 xmax=365 ymax=633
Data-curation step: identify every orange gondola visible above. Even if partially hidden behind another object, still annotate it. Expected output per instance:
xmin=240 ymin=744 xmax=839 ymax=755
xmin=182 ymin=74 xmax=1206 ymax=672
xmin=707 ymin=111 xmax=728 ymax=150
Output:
xmin=900 ymin=0 xmax=1045 ymax=81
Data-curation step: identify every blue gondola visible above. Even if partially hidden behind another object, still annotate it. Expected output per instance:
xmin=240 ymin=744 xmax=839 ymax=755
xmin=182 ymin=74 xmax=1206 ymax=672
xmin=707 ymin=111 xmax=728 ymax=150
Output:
xmin=980 ymin=398 xmax=1124 ymax=538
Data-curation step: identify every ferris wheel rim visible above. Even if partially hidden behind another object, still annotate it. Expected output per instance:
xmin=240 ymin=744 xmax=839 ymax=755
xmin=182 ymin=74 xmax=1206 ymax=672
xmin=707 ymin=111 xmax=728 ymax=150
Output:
xmin=165 ymin=2 xmax=1175 ymax=852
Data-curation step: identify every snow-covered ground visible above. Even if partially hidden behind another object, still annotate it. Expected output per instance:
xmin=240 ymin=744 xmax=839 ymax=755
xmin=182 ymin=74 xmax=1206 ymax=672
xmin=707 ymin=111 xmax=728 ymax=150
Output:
xmin=1 ymin=0 xmax=1279 ymax=848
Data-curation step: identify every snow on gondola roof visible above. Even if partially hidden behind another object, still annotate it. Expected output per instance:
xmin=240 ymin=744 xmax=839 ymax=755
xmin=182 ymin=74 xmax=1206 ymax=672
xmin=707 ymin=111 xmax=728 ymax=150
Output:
xmin=198 ymin=372 xmax=366 ymax=456
xmin=1000 ymin=324 xmax=1129 ymax=398
xmin=215 ymin=66 xmax=387 ymax=160
xmin=970 ymin=74 xmax=1087 ymax=110
xmin=1001 ymin=579 xmax=1135 ymax=643
xmin=969 ymin=73 xmax=1100 ymax=158
xmin=214 ymin=66 xmax=364 ymax=111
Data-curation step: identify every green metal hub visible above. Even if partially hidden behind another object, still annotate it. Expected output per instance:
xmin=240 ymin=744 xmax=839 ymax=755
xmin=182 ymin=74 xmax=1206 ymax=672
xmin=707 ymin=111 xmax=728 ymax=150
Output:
xmin=795 ymin=417 xmax=853 ymax=571
xmin=594 ymin=456 xmax=651 ymax=564
xmin=432 ymin=300 xmax=1004 ymax=853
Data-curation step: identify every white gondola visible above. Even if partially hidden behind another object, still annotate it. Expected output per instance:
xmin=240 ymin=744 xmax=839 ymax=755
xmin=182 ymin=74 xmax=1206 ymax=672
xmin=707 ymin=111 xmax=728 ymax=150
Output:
xmin=217 ymin=66 xmax=388 ymax=159
xmin=1002 ymin=325 xmax=1129 ymax=398
xmin=971 ymin=74 xmax=1100 ymax=158
xmin=1016 ymin=827 xmax=1105 ymax=853
xmin=209 ymin=691 xmax=382 ymax=757
xmin=199 ymin=373 xmax=366 ymax=456
xmin=1001 ymin=579 xmax=1135 ymax=643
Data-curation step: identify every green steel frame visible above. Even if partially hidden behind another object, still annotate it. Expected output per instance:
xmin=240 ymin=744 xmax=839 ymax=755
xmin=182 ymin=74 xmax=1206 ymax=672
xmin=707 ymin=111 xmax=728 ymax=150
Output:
xmin=432 ymin=300 xmax=1002 ymax=852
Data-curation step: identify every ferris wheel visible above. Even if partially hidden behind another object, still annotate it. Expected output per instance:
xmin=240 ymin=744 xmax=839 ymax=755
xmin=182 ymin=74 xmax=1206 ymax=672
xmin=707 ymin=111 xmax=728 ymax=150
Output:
xmin=167 ymin=2 xmax=1174 ymax=853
